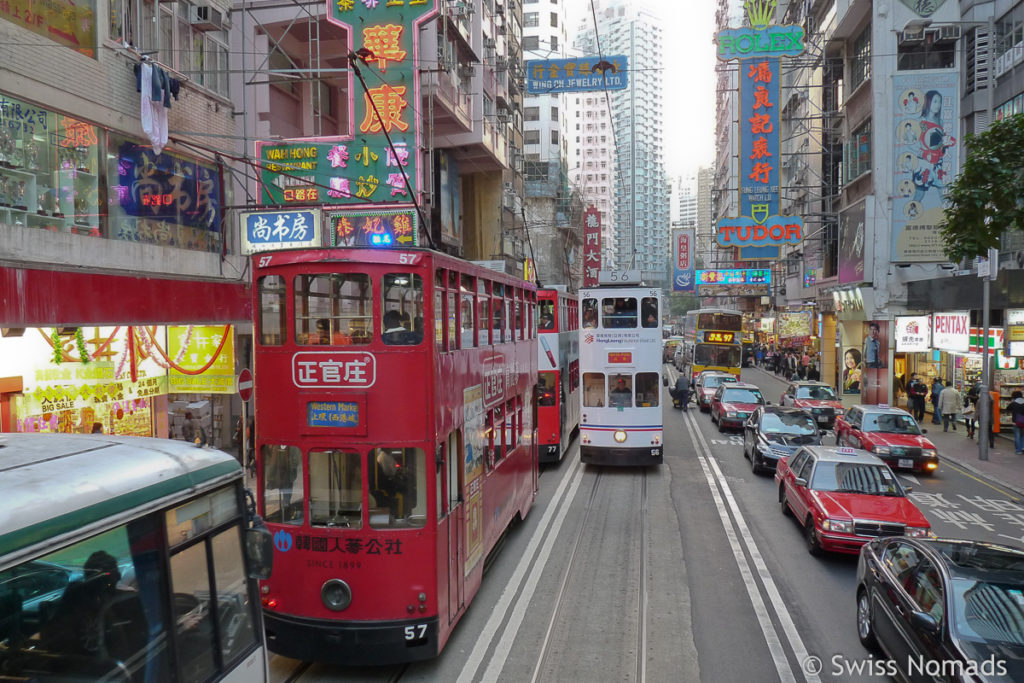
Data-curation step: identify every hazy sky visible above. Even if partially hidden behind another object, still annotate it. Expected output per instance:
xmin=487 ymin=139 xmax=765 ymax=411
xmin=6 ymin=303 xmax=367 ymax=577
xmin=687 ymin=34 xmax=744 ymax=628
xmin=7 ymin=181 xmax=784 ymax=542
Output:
xmin=566 ymin=0 xmax=718 ymax=178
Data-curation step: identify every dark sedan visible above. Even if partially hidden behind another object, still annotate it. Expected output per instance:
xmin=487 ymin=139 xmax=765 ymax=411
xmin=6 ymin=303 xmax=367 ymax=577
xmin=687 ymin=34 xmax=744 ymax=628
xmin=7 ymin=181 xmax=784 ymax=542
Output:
xmin=743 ymin=406 xmax=822 ymax=475
xmin=856 ymin=537 xmax=1024 ymax=682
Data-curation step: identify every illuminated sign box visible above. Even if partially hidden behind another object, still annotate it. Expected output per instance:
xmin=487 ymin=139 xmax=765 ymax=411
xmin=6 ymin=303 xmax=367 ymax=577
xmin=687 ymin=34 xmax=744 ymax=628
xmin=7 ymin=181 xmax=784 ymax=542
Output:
xmin=526 ymin=56 xmax=629 ymax=94
xmin=1009 ymin=341 xmax=1024 ymax=357
xmin=608 ymin=352 xmax=633 ymax=364
xmin=704 ymin=331 xmax=737 ymax=344
xmin=895 ymin=315 xmax=931 ymax=352
xmin=240 ymin=210 xmax=321 ymax=254
xmin=327 ymin=207 xmax=418 ymax=248
xmin=696 ymin=269 xmax=771 ymax=285
xmin=307 ymin=401 xmax=360 ymax=428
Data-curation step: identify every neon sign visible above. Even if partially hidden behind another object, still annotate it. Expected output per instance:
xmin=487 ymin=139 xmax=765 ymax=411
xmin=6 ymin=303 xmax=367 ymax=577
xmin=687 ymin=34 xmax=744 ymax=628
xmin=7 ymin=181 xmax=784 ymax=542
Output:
xmin=704 ymin=332 xmax=737 ymax=344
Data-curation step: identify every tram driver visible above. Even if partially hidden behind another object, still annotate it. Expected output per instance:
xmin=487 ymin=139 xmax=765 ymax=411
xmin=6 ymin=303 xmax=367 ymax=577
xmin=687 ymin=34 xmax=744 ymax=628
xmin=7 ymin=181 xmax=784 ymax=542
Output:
xmin=609 ymin=375 xmax=632 ymax=408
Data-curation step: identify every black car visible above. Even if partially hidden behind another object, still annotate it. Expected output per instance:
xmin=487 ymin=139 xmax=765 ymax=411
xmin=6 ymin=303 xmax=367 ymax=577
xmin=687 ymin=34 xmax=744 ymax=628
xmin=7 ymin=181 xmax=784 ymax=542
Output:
xmin=742 ymin=405 xmax=822 ymax=475
xmin=856 ymin=537 xmax=1024 ymax=682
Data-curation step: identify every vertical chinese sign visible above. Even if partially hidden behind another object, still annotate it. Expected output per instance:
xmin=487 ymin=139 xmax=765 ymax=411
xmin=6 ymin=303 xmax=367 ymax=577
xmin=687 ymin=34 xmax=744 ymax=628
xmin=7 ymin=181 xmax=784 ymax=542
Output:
xmin=714 ymin=0 xmax=805 ymax=260
xmin=256 ymin=0 xmax=436 ymax=212
xmin=672 ymin=228 xmax=694 ymax=292
xmin=582 ymin=206 xmax=602 ymax=287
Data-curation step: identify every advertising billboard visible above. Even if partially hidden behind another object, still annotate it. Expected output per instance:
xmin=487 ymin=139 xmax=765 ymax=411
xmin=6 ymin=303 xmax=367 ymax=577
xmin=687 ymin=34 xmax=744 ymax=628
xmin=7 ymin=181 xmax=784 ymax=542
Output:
xmin=526 ymin=56 xmax=628 ymax=94
xmin=582 ymin=207 xmax=602 ymax=288
xmin=932 ymin=311 xmax=970 ymax=352
xmin=672 ymin=229 xmax=695 ymax=292
xmin=894 ymin=315 xmax=931 ymax=352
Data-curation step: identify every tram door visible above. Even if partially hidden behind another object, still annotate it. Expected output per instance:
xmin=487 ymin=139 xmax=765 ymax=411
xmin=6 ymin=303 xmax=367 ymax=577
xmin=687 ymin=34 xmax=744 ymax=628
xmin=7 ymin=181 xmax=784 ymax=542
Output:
xmin=447 ymin=430 xmax=465 ymax=620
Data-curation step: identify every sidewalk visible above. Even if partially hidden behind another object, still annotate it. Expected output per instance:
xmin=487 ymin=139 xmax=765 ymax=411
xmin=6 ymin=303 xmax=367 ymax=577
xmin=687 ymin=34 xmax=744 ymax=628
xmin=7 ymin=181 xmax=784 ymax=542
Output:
xmin=745 ymin=366 xmax=1024 ymax=501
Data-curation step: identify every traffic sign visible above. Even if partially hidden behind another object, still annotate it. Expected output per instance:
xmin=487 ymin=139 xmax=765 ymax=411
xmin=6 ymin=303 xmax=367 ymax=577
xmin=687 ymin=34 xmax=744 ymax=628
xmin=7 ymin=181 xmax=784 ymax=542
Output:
xmin=238 ymin=368 xmax=254 ymax=402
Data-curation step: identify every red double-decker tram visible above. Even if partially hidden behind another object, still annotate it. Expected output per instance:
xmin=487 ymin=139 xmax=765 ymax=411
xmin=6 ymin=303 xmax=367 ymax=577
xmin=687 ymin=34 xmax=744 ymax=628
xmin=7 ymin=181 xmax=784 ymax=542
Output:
xmin=536 ymin=288 xmax=580 ymax=462
xmin=251 ymin=247 xmax=538 ymax=666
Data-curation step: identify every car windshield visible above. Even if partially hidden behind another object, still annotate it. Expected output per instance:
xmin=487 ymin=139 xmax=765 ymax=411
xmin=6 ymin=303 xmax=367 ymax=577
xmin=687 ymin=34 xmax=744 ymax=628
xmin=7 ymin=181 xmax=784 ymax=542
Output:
xmin=761 ymin=412 xmax=817 ymax=436
xmin=721 ymin=388 xmax=763 ymax=404
xmin=796 ymin=386 xmax=838 ymax=400
xmin=810 ymin=462 xmax=905 ymax=496
xmin=864 ymin=413 xmax=922 ymax=434
xmin=703 ymin=375 xmax=736 ymax=389
xmin=951 ymin=577 xmax=1024 ymax=647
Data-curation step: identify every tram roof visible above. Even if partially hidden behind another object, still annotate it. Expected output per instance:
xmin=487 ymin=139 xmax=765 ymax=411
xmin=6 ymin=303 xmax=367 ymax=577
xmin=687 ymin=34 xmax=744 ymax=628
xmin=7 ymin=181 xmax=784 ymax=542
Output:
xmin=0 ymin=434 xmax=240 ymax=562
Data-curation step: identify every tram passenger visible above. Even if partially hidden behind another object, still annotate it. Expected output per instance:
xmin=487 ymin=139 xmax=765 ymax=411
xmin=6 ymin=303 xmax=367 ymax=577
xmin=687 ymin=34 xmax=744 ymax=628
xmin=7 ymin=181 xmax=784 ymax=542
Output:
xmin=372 ymin=449 xmax=406 ymax=517
xmin=382 ymin=310 xmax=410 ymax=345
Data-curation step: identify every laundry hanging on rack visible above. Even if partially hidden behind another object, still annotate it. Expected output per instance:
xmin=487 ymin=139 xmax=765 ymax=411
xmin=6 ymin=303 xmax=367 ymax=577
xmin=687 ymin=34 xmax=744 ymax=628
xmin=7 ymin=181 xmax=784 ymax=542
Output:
xmin=134 ymin=60 xmax=180 ymax=154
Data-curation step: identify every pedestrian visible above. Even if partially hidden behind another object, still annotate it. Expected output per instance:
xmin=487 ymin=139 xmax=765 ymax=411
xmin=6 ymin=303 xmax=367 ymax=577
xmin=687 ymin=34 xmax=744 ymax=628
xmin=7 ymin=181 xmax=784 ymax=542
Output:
xmin=964 ymin=382 xmax=980 ymax=439
xmin=907 ymin=373 xmax=927 ymax=421
xmin=988 ymin=389 xmax=999 ymax=449
xmin=806 ymin=363 xmax=821 ymax=382
xmin=1009 ymin=390 xmax=1024 ymax=454
xmin=938 ymin=383 xmax=963 ymax=432
xmin=930 ymin=378 xmax=944 ymax=424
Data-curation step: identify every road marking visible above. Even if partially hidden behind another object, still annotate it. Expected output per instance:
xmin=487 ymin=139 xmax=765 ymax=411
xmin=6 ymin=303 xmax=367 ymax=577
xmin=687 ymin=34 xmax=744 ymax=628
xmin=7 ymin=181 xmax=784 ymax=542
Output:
xmin=685 ymin=410 xmax=818 ymax=683
xmin=900 ymin=473 xmax=920 ymax=487
xmin=941 ymin=460 xmax=1022 ymax=501
xmin=457 ymin=451 xmax=586 ymax=683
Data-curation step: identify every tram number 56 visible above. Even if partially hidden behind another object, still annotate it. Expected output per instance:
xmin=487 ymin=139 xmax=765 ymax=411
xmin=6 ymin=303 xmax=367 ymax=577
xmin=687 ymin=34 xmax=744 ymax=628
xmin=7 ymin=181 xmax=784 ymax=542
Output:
xmin=404 ymin=624 xmax=428 ymax=640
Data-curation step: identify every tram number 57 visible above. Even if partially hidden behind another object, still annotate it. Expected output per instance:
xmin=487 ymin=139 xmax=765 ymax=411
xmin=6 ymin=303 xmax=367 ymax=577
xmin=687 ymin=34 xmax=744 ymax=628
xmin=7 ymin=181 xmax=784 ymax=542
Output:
xmin=404 ymin=624 xmax=428 ymax=640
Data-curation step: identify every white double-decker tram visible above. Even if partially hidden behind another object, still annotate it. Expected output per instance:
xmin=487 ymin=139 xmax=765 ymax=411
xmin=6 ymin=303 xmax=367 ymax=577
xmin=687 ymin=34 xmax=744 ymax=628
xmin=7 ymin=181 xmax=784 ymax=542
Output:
xmin=578 ymin=274 xmax=664 ymax=466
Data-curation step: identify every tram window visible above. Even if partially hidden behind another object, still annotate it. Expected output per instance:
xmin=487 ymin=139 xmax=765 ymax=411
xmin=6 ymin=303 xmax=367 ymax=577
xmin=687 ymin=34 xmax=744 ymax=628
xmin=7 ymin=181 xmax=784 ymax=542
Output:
xmin=602 ymin=297 xmax=637 ymax=328
xmin=436 ymin=442 xmax=447 ymax=520
xmin=484 ymin=410 xmax=496 ymax=467
xmin=609 ymin=373 xmax=633 ymax=408
xmin=382 ymin=273 xmax=424 ymax=345
xmin=263 ymin=445 xmax=304 ymax=525
xmin=538 ymin=372 xmax=557 ymax=406
xmin=492 ymin=284 xmax=505 ymax=342
xmin=539 ymin=299 xmax=554 ymax=330
xmin=582 ymin=298 xmax=598 ymax=328
xmin=447 ymin=292 xmax=457 ymax=351
xmin=434 ymin=287 xmax=445 ymax=351
xmin=461 ymin=293 xmax=475 ymax=348
xmin=258 ymin=275 xmax=286 ymax=346
xmin=294 ymin=273 xmax=372 ymax=346
xmin=368 ymin=448 xmax=427 ymax=529
xmin=448 ymin=431 xmax=461 ymax=511
xmin=641 ymin=297 xmax=659 ymax=328
xmin=515 ymin=292 xmax=523 ymax=339
xmin=635 ymin=372 xmax=660 ymax=407
xmin=309 ymin=450 xmax=362 ymax=529
xmin=505 ymin=298 xmax=514 ymax=342
xmin=583 ymin=372 xmax=606 ymax=407
xmin=5 ymin=520 xmax=172 ymax=681
xmin=478 ymin=295 xmax=491 ymax=345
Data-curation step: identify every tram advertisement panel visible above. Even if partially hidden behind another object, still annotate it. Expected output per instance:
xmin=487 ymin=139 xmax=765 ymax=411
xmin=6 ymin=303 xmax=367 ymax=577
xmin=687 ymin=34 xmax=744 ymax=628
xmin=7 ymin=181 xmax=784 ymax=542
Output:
xmin=463 ymin=384 xmax=484 ymax=575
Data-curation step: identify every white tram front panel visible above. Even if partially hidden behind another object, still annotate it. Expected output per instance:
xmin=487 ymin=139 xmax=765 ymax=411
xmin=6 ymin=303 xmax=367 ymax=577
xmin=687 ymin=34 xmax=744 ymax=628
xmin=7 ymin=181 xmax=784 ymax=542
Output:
xmin=578 ymin=287 xmax=664 ymax=465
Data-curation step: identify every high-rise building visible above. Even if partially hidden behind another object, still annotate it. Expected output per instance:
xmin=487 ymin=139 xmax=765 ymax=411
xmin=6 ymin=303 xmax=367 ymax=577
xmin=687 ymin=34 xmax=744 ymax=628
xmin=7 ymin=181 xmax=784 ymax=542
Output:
xmin=675 ymin=173 xmax=698 ymax=229
xmin=569 ymin=91 xmax=618 ymax=270
xmin=574 ymin=0 xmax=668 ymax=287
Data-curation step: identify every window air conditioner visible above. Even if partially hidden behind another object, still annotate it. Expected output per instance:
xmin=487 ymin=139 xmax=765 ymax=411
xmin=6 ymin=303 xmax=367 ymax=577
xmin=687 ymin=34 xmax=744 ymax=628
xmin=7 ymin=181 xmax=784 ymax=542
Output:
xmin=484 ymin=38 xmax=496 ymax=50
xmin=190 ymin=4 xmax=229 ymax=31
xmin=936 ymin=26 xmax=961 ymax=42
xmin=899 ymin=29 xmax=925 ymax=45
xmin=458 ymin=64 xmax=475 ymax=79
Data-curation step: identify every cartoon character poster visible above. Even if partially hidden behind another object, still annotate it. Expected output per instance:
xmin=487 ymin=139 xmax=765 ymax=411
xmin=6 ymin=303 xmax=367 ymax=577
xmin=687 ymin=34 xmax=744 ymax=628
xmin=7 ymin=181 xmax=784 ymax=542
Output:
xmin=892 ymin=72 xmax=959 ymax=262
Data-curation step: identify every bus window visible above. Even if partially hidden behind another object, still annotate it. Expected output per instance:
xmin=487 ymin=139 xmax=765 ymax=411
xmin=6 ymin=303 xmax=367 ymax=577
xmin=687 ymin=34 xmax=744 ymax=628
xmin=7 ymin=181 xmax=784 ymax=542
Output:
xmin=263 ymin=445 xmax=304 ymax=525
xmin=294 ymin=273 xmax=372 ymax=345
xmin=382 ymin=273 xmax=424 ymax=345
xmin=368 ymin=448 xmax=427 ymax=528
xmin=165 ymin=487 xmax=237 ymax=546
xmin=695 ymin=343 xmax=742 ymax=368
xmin=208 ymin=526 xmax=259 ymax=664
xmin=641 ymin=297 xmax=659 ymax=328
xmin=602 ymin=297 xmax=637 ymax=328
xmin=258 ymin=275 xmax=286 ymax=345
xmin=583 ymin=372 xmax=606 ymax=407
xmin=635 ymin=372 xmax=660 ymax=407
xmin=582 ymin=298 xmax=598 ymax=328
xmin=609 ymin=373 xmax=633 ymax=407
xmin=538 ymin=371 xmax=557 ymax=406
xmin=169 ymin=542 xmax=218 ymax=679
xmin=309 ymin=449 xmax=362 ymax=528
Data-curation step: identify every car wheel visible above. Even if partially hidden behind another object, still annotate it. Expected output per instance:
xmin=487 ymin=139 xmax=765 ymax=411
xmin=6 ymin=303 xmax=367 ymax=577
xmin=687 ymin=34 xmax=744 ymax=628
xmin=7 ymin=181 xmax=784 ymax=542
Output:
xmin=779 ymin=486 xmax=791 ymax=517
xmin=805 ymin=517 xmax=823 ymax=556
xmin=857 ymin=588 xmax=879 ymax=651
xmin=718 ymin=420 xmax=726 ymax=433
xmin=750 ymin=451 xmax=762 ymax=475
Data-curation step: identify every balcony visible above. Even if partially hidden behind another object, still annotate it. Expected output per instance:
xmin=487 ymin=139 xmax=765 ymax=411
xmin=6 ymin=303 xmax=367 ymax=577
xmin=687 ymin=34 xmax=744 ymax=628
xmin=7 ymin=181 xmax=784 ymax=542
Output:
xmin=421 ymin=70 xmax=473 ymax=135
xmin=435 ymin=116 xmax=509 ymax=171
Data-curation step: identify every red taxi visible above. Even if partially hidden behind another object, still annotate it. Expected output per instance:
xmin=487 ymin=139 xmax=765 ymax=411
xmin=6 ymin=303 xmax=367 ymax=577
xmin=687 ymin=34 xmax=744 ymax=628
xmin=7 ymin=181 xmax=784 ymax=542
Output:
xmin=776 ymin=446 xmax=931 ymax=556
xmin=833 ymin=405 xmax=938 ymax=474
xmin=694 ymin=371 xmax=738 ymax=412
xmin=711 ymin=382 xmax=766 ymax=432
xmin=779 ymin=381 xmax=844 ymax=430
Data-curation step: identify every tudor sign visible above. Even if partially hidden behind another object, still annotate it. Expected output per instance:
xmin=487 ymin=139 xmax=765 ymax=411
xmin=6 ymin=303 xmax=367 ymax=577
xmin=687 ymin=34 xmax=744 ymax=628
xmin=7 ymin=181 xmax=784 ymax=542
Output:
xmin=932 ymin=311 xmax=969 ymax=352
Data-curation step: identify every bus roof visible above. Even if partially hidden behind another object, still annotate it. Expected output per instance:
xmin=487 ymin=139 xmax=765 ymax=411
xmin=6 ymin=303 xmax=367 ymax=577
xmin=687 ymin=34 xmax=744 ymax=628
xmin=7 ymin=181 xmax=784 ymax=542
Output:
xmin=0 ymin=434 xmax=241 ymax=562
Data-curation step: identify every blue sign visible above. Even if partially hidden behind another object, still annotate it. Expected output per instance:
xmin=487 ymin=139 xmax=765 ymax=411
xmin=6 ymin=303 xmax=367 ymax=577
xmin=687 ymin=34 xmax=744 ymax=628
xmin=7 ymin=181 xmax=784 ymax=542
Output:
xmin=526 ymin=56 xmax=628 ymax=94
xmin=696 ymin=269 xmax=772 ymax=286
xmin=241 ymin=209 xmax=320 ymax=254
xmin=307 ymin=400 xmax=360 ymax=428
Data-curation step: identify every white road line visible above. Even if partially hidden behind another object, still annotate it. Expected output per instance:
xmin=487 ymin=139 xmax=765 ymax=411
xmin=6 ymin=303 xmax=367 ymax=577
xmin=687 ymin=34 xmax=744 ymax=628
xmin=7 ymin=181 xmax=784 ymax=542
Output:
xmin=687 ymin=409 xmax=822 ymax=683
xmin=457 ymin=454 xmax=586 ymax=683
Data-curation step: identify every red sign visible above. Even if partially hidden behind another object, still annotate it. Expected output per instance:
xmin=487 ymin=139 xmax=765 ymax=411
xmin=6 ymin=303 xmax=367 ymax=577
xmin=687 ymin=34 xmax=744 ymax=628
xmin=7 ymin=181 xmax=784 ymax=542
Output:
xmin=608 ymin=352 xmax=633 ymax=364
xmin=582 ymin=206 xmax=602 ymax=287
xmin=238 ymin=368 xmax=254 ymax=401
xmin=677 ymin=232 xmax=690 ymax=269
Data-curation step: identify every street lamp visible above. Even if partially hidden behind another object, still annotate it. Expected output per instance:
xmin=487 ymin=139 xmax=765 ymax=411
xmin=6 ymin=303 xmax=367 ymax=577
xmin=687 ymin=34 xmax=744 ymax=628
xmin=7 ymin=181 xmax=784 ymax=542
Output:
xmin=903 ymin=15 xmax=996 ymax=460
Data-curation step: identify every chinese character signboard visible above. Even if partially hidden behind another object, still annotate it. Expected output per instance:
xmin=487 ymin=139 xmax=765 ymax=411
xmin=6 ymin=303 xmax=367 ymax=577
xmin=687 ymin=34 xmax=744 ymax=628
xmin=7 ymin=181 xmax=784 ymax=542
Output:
xmin=168 ymin=325 xmax=236 ymax=394
xmin=327 ymin=205 xmax=418 ymax=247
xmin=932 ymin=311 xmax=969 ymax=352
xmin=1 ymin=0 xmax=96 ymax=56
xmin=257 ymin=0 xmax=435 ymax=211
xmin=892 ymin=71 xmax=959 ymax=262
xmin=292 ymin=351 xmax=376 ymax=389
xmin=526 ymin=56 xmax=628 ymax=94
xmin=895 ymin=315 xmax=930 ymax=352
xmin=672 ymin=229 xmax=694 ymax=292
xmin=695 ymin=268 xmax=771 ymax=297
xmin=714 ymin=0 xmax=804 ymax=260
xmin=777 ymin=311 xmax=812 ymax=343
xmin=240 ymin=210 xmax=321 ymax=254
xmin=582 ymin=206 xmax=601 ymax=287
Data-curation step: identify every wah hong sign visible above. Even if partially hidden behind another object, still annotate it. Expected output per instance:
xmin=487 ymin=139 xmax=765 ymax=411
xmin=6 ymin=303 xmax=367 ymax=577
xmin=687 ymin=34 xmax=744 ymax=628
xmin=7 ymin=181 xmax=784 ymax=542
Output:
xmin=714 ymin=0 xmax=804 ymax=260
xmin=932 ymin=311 xmax=969 ymax=352
xmin=582 ymin=206 xmax=602 ymax=288
xmin=672 ymin=229 xmax=694 ymax=292
xmin=894 ymin=315 xmax=930 ymax=352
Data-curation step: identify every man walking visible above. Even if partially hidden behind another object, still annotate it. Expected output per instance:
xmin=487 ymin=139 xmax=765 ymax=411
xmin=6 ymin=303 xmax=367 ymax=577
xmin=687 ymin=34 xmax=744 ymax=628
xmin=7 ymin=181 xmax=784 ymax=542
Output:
xmin=930 ymin=378 xmax=944 ymax=425
xmin=938 ymin=383 xmax=963 ymax=432
xmin=907 ymin=373 xmax=927 ymax=422
xmin=1009 ymin=390 xmax=1024 ymax=454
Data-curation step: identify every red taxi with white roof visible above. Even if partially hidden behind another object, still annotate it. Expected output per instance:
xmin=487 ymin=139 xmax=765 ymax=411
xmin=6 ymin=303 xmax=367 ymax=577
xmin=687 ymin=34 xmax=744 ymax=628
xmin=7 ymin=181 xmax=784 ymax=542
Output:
xmin=776 ymin=446 xmax=932 ymax=556
xmin=711 ymin=382 xmax=766 ymax=432
xmin=694 ymin=371 xmax=738 ymax=412
xmin=779 ymin=381 xmax=844 ymax=430
xmin=833 ymin=404 xmax=938 ymax=474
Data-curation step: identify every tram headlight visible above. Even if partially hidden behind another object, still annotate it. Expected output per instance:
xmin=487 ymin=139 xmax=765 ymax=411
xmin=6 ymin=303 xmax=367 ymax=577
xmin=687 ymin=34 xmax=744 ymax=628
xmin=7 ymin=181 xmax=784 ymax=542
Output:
xmin=613 ymin=429 xmax=627 ymax=443
xmin=321 ymin=579 xmax=352 ymax=612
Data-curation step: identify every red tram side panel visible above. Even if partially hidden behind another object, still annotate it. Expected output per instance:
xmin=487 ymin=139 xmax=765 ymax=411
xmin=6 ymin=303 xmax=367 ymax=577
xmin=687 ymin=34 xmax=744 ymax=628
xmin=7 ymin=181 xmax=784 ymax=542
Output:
xmin=251 ymin=248 xmax=538 ymax=666
xmin=536 ymin=289 xmax=580 ymax=463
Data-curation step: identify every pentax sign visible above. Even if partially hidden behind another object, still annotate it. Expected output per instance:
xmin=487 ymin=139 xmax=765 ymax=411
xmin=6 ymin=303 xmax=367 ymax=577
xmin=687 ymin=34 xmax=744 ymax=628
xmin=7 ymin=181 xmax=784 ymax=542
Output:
xmin=932 ymin=311 xmax=969 ymax=352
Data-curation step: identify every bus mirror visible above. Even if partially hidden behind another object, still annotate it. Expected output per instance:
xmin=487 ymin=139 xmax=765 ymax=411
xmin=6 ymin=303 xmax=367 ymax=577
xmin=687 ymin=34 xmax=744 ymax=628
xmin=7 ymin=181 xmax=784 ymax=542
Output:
xmin=245 ymin=519 xmax=274 ymax=580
